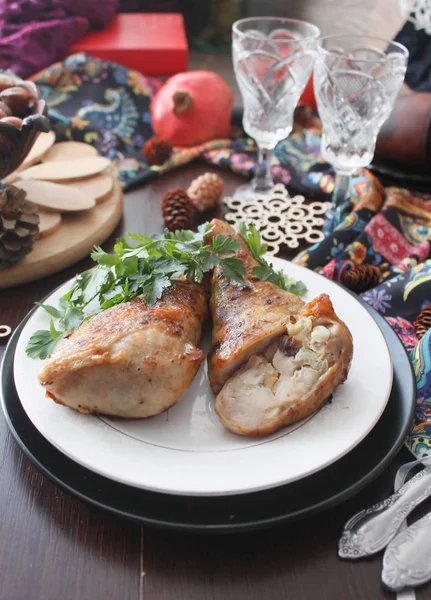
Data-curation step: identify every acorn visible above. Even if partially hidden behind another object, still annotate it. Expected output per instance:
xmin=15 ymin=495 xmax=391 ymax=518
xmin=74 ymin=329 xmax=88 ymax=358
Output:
xmin=0 ymin=74 xmax=15 ymax=93
xmin=0 ymin=101 xmax=12 ymax=118
xmin=1 ymin=116 xmax=23 ymax=128
xmin=19 ymin=80 xmax=39 ymax=101
xmin=0 ymin=86 xmax=34 ymax=118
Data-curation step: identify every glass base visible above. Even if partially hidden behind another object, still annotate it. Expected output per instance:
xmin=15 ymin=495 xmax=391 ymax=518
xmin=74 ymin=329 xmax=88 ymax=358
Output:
xmin=232 ymin=182 xmax=273 ymax=202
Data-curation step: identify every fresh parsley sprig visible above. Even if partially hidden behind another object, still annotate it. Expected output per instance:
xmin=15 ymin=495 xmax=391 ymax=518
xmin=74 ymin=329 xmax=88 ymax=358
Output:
xmin=25 ymin=222 xmax=306 ymax=359
xmin=236 ymin=222 xmax=308 ymax=297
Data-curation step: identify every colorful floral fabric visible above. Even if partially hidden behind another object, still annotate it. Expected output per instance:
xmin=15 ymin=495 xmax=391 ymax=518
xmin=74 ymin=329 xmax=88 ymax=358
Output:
xmin=409 ymin=328 xmax=431 ymax=456
xmin=33 ymin=53 xmax=163 ymax=188
xmin=33 ymin=54 xmax=431 ymax=457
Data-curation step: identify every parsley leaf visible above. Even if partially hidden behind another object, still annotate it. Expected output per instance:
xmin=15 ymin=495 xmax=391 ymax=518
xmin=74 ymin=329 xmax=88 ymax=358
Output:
xmin=143 ymin=275 xmax=171 ymax=305
xmin=90 ymin=246 xmax=119 ymax=266
xmin=26 ymin=326 xmax=63 ymax=359
xmin=211 ymin=235 xmax=240 ymax=256
xmin=220 ymin=258 xmax=246 ymax=284
xmin=61 ymin=307 xmax=84 ymax=332
xmin=283 ymin=278 xmax=308 ymax=296
xmin=36 ymin=303 xmax=62 ymax=319
xmin=236 ymin=222 xmax=267 ymax=260
xmin=238 ymin=223 xmax=307 ymax=297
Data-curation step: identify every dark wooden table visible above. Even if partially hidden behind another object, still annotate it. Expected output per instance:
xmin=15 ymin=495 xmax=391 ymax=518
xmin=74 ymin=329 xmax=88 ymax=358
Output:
xmin=0 ymin=165 xmax=427 ymax=600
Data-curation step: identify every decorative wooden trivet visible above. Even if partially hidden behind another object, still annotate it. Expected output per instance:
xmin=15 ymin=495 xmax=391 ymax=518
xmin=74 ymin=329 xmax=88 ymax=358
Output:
xmin=223 ymin=184 xmax=331 ymax=255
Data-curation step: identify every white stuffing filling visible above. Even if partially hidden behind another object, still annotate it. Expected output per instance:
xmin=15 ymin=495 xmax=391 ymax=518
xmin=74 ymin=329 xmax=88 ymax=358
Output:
xmin=223 ymin=317 xmax=337 ymax=408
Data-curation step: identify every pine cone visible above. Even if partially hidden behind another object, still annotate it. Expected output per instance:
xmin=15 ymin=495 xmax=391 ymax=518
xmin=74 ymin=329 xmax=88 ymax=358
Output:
xmin=161 ymin=189 xmax=194 ymax=231
xmin=143 ymin=137 xmax=172 ymax=166
xmin=0 ymin=184 xmax=39 ymax=269
xmin=187 ymin=172 xmax=223 ymax=211
xmin=414 ymin=306 xmax=431 ymax=340
xmin=342 ymin=264 xmax=381 ymax=293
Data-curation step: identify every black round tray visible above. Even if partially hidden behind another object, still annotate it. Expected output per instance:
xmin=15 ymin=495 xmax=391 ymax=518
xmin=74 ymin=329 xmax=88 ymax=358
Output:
xmin=1 ymin=301 xmax=416 ymax=533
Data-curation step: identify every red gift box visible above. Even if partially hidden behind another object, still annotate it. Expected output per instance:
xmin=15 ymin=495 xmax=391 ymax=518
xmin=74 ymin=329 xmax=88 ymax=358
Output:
xmin=68 ymin=13 xmax=188 ymax=76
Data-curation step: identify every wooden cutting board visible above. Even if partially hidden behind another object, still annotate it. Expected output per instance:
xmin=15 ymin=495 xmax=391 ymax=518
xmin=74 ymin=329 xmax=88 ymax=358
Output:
xmin=0 ymin=178 xmax=123 ymax=290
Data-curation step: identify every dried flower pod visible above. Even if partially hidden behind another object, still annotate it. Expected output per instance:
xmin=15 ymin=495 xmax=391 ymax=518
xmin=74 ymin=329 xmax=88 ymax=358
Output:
xmin=161 ymin=189 xmax=194 ymax=231
xmin=143 ymin=137 xmax=173 ymax=166
xmin=187 ymin=172 xmax=224 ymax=211
xmin=414 ymin=306 xmax=431 ymax=340
xmin=342 ymin=264 xmax=381 ymax=293
xmin=0 ymin=86 xmax=34 ymax=118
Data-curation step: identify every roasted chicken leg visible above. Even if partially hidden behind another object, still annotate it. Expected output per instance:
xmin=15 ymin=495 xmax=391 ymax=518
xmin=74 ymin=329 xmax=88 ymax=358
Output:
xmin=38 ymin=282 xmax=207 ymax=418
xmin=207 ymin=220 xmax=353 ymax=437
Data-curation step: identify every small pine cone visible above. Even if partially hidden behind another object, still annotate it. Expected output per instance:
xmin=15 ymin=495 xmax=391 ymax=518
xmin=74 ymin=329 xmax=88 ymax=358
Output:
xmin=143 ymin=137 xmax=173 ymax=166
xmin=162 ymin=189 xmax=194 ymax=231
xmin=187 ymin=172 xmax=223 ymax=211
xmin=342 ymin=264 xmax=381 ymax=293
xmin=0 ymin=184 xmax=39 ymax=269
xmin=414 ymin=306 xmax=431 ymax=340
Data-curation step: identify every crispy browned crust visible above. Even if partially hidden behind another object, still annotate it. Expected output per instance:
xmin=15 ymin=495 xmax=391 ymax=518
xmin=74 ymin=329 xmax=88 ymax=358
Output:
xmin=207 ymin=220 xmax=304 ymax=393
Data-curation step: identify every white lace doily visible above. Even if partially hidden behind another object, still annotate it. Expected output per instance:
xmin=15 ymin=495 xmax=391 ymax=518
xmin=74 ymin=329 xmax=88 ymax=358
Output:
xmin=223 ymin=184 xmax=331 ymax=255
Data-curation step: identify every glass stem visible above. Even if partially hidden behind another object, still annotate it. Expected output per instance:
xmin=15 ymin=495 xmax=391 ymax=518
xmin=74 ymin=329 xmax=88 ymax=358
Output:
xmin=253 ymin=147 xmax=274 ymax=194
xmin=330 ymin=170 xmax=352 ymax=218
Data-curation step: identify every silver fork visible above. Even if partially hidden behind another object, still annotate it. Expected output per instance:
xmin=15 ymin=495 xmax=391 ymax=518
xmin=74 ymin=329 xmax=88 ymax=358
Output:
xmin=339 ymin=457 xmax=431 ymax=559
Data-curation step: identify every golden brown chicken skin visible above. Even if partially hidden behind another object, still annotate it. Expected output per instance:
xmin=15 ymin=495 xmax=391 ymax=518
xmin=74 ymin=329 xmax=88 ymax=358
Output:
xmin=207 ymin=220 xmax=353 ymax=437
xmin=207 ymin=220 xmax=304 ymax=394
xmin=38 ymin=282 xmax=207 ymax=418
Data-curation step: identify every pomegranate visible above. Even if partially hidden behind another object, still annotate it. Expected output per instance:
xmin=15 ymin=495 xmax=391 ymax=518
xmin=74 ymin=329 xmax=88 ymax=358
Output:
xmin=151 ymin=71 xmax=233 ymax=147
xmin=299 ymin=74 xmax=317 ymax=110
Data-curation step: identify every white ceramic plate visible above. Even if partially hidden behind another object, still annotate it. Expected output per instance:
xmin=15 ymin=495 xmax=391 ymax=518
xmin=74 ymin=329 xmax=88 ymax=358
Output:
xmin=13 ymin=258 xmax=392 ymax=497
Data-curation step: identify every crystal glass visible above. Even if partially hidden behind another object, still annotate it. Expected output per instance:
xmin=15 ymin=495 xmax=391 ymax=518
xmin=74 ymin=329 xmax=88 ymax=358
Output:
xmin=232 ymin=17 xmax=320 ymax=199
xmin=314 ymin=35 xmax=409 ymax=222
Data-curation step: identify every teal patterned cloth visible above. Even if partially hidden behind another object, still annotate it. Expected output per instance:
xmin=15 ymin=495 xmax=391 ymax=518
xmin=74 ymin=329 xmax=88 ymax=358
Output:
xmin=409 ymin=327 xmax=431 ymax=456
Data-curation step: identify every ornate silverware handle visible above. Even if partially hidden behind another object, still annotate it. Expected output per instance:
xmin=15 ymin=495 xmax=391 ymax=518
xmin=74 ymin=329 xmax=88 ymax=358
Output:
xmin=382 ymin=511 xmax=431 ymax=592
xmin=339 ymin=465 xmax=431 ymax=559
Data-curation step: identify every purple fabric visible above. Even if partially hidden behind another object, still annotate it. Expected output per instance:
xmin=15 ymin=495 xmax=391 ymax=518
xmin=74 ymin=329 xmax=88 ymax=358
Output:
xmin=0 ymin=0 xmax=118 ymax=78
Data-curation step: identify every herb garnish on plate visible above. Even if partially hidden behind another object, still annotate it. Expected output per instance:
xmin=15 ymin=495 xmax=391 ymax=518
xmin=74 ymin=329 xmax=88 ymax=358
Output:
xmin=26 ymin=223 xmax=307 ymax=359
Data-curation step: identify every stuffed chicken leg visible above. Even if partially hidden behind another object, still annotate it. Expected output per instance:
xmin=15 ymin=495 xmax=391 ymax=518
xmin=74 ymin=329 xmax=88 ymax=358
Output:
xmin=38 ymin=282 xmax=207 ymax=418
xmin=207 ymin=220 xmax=353 ymax=437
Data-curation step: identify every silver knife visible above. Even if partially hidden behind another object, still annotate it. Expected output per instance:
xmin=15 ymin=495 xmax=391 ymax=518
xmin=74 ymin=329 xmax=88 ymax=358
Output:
xmin=382 ymin=511 xmax=431 ymax=592
xmin=339 ymin=463 xmax=431 ymax=559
